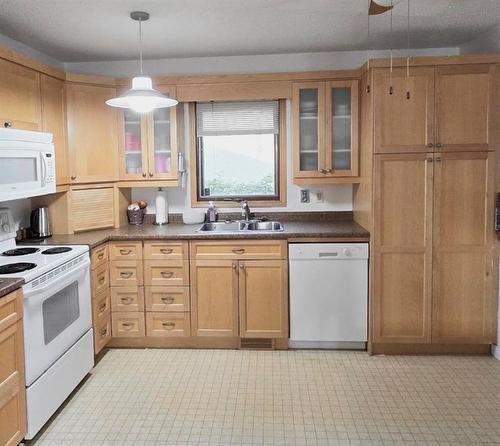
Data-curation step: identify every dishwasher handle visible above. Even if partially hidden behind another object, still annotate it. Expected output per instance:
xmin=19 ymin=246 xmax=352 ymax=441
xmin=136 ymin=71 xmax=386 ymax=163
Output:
xmin=318 ymin=252 xmax=339 ymax=257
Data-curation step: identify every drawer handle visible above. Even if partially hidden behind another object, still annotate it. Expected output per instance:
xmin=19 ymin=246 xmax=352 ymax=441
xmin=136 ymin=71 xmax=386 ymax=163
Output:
xmin=97 ymin=253 xmax=104 ymax=260
xmin=100 ymin=327 xmax=108 ymax=336
xmin=121 ymin=297 xmax=133 ymax=304
xmin=119 ymin=249 xmax=132 ymax=255
xmin=99 ymin=302 xmax=107 ymax=312
xmin=98 ymin=276 xmax=106 ymax=285
xmin=162 ymin=322 xmax=175 ymax=329
xmin=161 ymin=271 xmax=174 ymax=278
xmin=121 ymin=322 xmax=134 ymax=330
xmin=160 ymin=248 xmax=173 ymax=254
xmin=120 ymin=271 xmax=133 ymax=279
xmin=232 ymin=248 xmax=245 ymax=254
xmin=161 ymin=296 xmax=175 ymax=304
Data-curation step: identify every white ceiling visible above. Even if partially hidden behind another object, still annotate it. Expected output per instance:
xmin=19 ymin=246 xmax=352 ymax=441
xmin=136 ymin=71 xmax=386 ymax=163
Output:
xmin=0 ymin=0 xmax=499 ymax=62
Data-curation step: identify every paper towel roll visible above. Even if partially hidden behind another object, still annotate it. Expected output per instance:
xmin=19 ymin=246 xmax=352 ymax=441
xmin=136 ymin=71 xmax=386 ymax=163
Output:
xmin=155 ymin=188 xmax=168 ymax=225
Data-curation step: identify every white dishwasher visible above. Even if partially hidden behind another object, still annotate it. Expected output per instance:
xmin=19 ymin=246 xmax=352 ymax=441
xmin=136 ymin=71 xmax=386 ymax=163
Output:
xmin=289 ymin=243 xmax=368 ymax=349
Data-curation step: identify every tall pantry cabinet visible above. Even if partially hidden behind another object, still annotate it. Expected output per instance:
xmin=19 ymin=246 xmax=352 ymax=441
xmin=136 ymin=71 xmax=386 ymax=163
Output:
xmin=355 ymin=62 xmax=498 ymax=353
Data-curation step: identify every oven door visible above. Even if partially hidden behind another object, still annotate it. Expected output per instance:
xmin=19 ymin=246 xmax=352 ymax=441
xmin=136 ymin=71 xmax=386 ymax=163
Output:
xmin=0 ymin=149 xmax=53 ymax=201
xmin=23 ymin=255 xmax=92 ymax=386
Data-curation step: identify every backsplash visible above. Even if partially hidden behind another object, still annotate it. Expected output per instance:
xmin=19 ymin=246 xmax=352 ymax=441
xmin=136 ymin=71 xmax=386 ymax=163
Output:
xmin=0 ymin=198 xmax=31 ymax=230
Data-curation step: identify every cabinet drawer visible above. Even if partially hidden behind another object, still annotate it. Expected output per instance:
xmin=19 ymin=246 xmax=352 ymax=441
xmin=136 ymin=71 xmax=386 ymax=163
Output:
xmin=190 ymin=240 xmax=287 ymax=260
xmin=145 ymin=286 xmax=189 ymax=312
xmin=92 ymin=288 xmax=110 ymax=322
xmin=111 ymin=312 xmax=145 ymax=338
xmin=94 ymin=316 xmax=111 ymax=354
xmin=0 ymin=290 xmax=22 ymax=332
xmin=109 ymin=261 xmax=143 ymax=287
xmin=91 ymin=244 xmax=108 ymax=269
xmin=143 ymin=241 xmax=188 ymax=260
xmin=111 ymin=287 xmax=144 ymax=312
xmin=144 ymin=260 xmax=189 ymax=286
xmin=91 ymin=262 xmax=109 ymax=294
xmin=109 ymin=241 xmax=143 ymax=260
xmin=146 ymin=312 xmax=190 ymax=337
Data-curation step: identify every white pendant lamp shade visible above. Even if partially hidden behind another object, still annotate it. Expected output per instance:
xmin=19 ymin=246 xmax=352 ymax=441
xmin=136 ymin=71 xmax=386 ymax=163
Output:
xmin=373 ymin=0 xmax=401 ymax=6
xmin=106 ymin=76 xmax=178 ymax=113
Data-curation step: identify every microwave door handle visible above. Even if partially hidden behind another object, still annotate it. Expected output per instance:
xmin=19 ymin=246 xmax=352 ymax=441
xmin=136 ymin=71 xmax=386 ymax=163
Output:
xmin=40 ymin=152 xmax=47 ymax=187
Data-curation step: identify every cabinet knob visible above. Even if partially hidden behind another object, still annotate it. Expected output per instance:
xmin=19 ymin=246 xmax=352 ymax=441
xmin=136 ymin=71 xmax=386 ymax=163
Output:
xmin=427 ymin=157 xmax=433 ymax=163
xmin=436 ymin=156 xmax=442 ymax=162
xmin=142 ymin=173 xmax=147 ymax=178
xmin=239 ymin=263 xmax=245 ymax=269
xmin=325 ymin=169 xmax=333 ymax=174
xmin=149 ymin=172 xmax=154 ymax=177
xmin=436 ymin=143 xmax=442 ymax=148
xmin=3 ymin=121 xmax=12 ymax=128
xmin=71 ymin=175 xmax=77 ymax=180
xmin=427 ymin=143 xmax=434 ymax=148
xmin=320 ymin=169 xmax=326 ymax=174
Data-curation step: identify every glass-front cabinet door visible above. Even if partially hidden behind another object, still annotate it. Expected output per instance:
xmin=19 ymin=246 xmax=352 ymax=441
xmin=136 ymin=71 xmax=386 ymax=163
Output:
xmin=147 ymin=106 xmax=178 ymax=180
xmin=119 ymin=109 xmax=148 ymax=180
xmin=293 ymin=82 xmax=325 ymax=178
xmin=325 ymin=80 xmax=359 ymax=176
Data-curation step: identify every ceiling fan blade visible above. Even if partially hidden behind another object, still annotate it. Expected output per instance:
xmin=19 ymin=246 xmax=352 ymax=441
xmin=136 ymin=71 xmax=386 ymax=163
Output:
xmin=369 ymin=0 xmax=394 ymax=15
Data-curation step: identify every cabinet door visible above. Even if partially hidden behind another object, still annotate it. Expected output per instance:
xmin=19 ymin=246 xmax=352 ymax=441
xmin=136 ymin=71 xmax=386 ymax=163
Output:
xmin=146 ymin=87 xmax=180 ymax=180
xmin=66 ymin=83 xmax=119 ymax=183
xmin=373 ymin=153 xmax=433 ymax=344
xmin=373 ymin=67 xmax=434 ymax=153
xmin=325 ymin=80 xmax=359 ymax=176
xmin=292 ymin=82 xmax=325 ymax=178
xmin=41 ymin=74 xmax=68 ymax=185
xmin=435 ymin=65 xmax=493 ymax=152
xmin=190 ymin=260 xmax=238 ymax=337
xmin=118 ymin=109 xmax=148 ymax=180
xmin=432 ymin=151 xmax=496 ymax=343
xmin=238 ymin=260 xmax=288 ymax=339
xmin=0 ymin=58 xmax=41 ymax=130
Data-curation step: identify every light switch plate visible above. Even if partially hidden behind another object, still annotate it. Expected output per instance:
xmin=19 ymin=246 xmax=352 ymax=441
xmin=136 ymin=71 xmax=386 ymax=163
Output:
xmin=300 ymin=189 xmax=310 ymax=203
xmin=314 ymin=190 xmax=324 ymax=203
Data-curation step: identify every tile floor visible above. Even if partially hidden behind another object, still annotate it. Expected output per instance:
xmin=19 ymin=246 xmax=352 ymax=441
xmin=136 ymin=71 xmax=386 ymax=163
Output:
xmin=32 ymin=349 xmax=500 ymax=446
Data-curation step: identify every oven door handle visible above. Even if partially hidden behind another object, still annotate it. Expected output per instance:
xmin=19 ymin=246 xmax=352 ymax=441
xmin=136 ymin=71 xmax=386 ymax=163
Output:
xmin=23 ymin=256 xmax=90 ymax=298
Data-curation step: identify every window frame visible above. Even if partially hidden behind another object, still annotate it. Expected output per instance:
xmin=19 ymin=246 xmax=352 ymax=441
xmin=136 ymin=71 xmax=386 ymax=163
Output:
xmin=189 ymin=100 xmax=287 ymax=208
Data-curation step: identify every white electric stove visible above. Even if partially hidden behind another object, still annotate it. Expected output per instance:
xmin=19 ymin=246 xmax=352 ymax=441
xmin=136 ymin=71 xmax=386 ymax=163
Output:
xmin=0 ymin=207 xmax=94 ymax=440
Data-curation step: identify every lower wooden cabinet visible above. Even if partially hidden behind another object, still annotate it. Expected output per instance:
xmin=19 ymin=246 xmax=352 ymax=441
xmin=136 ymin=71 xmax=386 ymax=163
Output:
xmin=145 ymin=286 xmax=190 ymax=312
xmin=111 ymin=287 xmax=144 ymax=313
xmin=0 ymin=290 xmax=27 ymax=446
xmin=146 ymin=313 xmax=191 ymax=337
xmin=191 ymin=257 xmax=288 ymax=339
xmin=91 ymin=244 xmax=111 ymax=355
xmin=111 ymin=312 xmax=145 ymax=338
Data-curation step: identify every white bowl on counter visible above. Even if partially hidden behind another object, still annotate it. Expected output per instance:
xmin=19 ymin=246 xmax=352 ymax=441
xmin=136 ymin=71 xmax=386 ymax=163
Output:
xmin=182 ymin=210 xmax=206 ymax=225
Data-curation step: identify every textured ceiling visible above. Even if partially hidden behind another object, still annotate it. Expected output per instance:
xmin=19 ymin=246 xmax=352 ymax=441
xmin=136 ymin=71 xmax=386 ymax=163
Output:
xmin=0 ymin=0 xmax=499 ymax=62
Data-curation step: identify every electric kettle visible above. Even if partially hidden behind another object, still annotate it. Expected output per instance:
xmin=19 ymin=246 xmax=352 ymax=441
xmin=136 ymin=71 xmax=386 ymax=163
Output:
xmin=30 ymin=206 xmax=52 ymax=238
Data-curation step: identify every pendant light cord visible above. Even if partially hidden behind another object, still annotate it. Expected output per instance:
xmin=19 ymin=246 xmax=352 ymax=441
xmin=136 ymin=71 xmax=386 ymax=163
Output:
xmin=389 ymin=0 xmax=393 ymax=94
xmin=138 ymin=18 xmax=144 ymax=75
xmin=366 ymin=0 xmax=371 ymax=93
xmin=406 ymin=0 xmax=411 ymax=99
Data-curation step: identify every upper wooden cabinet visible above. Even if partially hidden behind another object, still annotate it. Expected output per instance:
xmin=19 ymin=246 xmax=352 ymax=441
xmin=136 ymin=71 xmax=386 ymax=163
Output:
xmin=373 ymin=64 xmax=495 ymax=154
xmin=435 ymin=65 xmax=494 ymax=152
xmin=118 ymin=86 xmax=183 ymax=183
xmin=292 ymin=80 xmax=359 ymax=182
xmin=374 ymin=67 xmax=435 ymax=154
xmin=0 ymin=58 xmax=41 ymax=130
xmin=66 ymin=83 xmax=119 ymax=183
xmin=40 ymin=74 xmax=68 ymax=185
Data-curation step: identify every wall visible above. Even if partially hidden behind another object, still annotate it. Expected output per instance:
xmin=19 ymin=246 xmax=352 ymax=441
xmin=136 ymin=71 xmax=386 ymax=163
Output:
xmin=132 ymin=101 xmax=353 ymax=216
xmin=460 ymin=24 xmax=500 ymax=54
xmin=65 ymin=47 xmax=459 ymax=78
xmin=0 ymin=198 xmax=31 ymax=231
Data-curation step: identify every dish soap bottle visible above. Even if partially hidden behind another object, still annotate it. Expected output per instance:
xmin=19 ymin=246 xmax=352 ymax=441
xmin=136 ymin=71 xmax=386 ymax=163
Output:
xmin=206 ymin=201 xmax=218 ymax=222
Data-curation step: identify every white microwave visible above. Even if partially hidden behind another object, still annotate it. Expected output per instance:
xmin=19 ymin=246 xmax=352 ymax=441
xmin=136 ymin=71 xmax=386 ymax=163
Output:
xmin=0 ymin=128 xmax=56 ymax=201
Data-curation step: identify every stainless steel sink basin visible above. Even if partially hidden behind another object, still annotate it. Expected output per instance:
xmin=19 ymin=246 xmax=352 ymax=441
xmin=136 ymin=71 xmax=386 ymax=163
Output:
xmin=198 ymin=220 xmax=284 ymax=233
xmin=246 ymin=221 xmax=283 ymax=231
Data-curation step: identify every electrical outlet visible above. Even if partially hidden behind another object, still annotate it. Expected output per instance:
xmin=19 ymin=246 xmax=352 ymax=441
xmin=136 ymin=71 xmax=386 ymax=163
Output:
xmin=314 ymin=190 xmax=324 ymax=203
xmin=300 ymin=189 xmax=310 ymax=203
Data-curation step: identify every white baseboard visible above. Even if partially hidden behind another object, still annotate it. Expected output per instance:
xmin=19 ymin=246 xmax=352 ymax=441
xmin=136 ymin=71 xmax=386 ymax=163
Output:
xmin=491 ymin=344 xmax=500 ymax=360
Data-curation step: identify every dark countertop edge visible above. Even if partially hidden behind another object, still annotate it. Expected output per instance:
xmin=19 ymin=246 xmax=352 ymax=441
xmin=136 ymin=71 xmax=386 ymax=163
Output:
xmin=0 ymin=278 xmax=25 ymax=299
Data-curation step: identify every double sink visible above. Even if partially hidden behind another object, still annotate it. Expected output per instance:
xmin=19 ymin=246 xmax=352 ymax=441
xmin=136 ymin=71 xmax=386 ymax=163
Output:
xmin=198 ymin=220 xmax=284 ymax=233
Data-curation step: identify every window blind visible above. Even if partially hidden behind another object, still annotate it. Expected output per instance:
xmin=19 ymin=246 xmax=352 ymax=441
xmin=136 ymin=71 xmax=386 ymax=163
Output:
xmin=196 ymin=100 xmax=279 ymax=136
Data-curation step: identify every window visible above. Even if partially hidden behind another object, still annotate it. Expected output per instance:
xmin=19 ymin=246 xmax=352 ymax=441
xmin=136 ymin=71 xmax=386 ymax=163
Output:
xmin=195 ymin=100 xmax=283 ymax=203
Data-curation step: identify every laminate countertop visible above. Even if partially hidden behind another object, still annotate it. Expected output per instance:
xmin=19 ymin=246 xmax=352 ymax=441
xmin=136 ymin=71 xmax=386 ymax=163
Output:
xmin=32 ymin=220 xmax=370 ymax=249
xmin=0 ymin=278 xmax=24 ymax=299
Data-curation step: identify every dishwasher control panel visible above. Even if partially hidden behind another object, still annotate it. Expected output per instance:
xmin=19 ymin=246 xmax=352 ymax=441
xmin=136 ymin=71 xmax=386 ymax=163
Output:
xmin=289 ymin=243 xmax=369 ymax=260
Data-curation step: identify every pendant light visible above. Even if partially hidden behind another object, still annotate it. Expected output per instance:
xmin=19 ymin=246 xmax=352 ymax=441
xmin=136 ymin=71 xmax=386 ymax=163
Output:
xmin=106 ymin=11 xmax=178 ymax=113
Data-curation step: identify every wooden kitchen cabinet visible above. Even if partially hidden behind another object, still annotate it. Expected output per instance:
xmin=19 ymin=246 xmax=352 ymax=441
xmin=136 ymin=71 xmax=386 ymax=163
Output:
xmin=66 ymin=82 xmax=119 ymax=183
xmin=0 ymin=58 xmax=41 ymax=131
xmin=292 ymin=80 xmax=359 ymax=183
xmin=190 ymin=259 xmax=239 ymax=337
xmin=432 ymin=151 xmax=496 ymax=343
xmin=238 ymin=260 xmax=288 ymax=338
xmin=372 ymin=153 xmax=433 ymax=344
xmin=0 ymin=290 xmax=27 ymax=446
xmin=373 ymin=67 xmax=435 ymax=154
xmin=91 ymin=244 xmax=111 ymax=354
xmin=40 ymin=74 xmax=69 ymax=185
xmin=118 ymin=86 xmax=183 ymax=183
xmin=435 ymin=65 xmax=494 ymax=152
